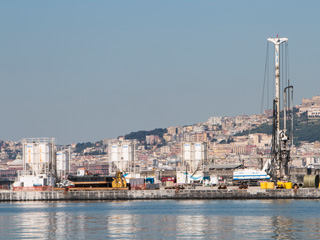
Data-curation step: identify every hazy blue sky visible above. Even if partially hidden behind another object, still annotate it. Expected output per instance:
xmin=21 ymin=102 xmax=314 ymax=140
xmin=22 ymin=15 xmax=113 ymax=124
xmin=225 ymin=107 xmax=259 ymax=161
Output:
xmin=1 ymin=1 xmax=320 ymax=144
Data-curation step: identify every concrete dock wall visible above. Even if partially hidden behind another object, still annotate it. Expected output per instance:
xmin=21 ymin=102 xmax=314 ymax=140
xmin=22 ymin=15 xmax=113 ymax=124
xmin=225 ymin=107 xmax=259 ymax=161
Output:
xmin=1 ymin=188 xmax=320 ymax=201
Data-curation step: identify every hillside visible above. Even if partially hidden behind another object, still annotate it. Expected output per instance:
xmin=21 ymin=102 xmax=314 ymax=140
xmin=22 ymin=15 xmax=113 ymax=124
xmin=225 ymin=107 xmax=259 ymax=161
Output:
xmin=235 ymin=111 xmax=320 ymax=145
xmin=124 ymin=128 xmax=167 ymax=142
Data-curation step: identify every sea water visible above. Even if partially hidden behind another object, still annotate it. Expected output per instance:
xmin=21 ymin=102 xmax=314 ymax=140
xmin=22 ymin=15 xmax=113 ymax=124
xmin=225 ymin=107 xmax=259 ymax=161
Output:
xmin=1 ymin=199 xmax=320 ymax=239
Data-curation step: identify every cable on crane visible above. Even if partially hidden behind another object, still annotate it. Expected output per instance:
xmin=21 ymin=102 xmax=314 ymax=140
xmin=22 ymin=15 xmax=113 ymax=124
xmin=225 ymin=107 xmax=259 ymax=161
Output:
xmin=261 ymin=42 xmax=270 ymax=114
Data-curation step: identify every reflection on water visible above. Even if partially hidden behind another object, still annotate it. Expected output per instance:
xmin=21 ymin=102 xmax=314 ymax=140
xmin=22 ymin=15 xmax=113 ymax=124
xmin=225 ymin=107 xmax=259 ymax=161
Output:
xmin=1 ymin=200 xmax=320 ymax=239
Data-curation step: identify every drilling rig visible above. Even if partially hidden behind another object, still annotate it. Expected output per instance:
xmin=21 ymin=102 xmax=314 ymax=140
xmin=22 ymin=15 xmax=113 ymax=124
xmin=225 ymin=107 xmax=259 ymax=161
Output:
xmin=265 ymin=36 xmax=293 ymax=183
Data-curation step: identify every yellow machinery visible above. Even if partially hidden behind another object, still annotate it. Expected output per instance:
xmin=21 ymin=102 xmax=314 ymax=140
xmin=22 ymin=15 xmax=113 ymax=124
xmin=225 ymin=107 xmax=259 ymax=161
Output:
xmin=261 ymin=181 xmax=292 ymax=189
xmin=277 ymin=182 xmax=285 ymax=189
xmin=112 ymin=171 xmax=127 ymax=188
xmin=276 ymin=181 xmax=292 ymax=189
xmin=266 ymin=182 xmax=275 ymax=189
xmin=260 ymin=182 xmax=267 ymax=189
xmin=285 ymin=182 xmax=292 ymax=189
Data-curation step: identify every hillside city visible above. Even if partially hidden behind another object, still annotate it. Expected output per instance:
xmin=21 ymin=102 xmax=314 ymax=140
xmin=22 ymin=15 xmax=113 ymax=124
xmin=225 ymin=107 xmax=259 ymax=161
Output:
xmin=1 ymin=95 xmax=320 ymax=179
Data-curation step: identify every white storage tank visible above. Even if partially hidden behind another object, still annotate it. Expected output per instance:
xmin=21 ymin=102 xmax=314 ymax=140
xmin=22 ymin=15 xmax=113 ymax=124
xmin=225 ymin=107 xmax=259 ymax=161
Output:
xmin=111 ymin=145 xmax=119 ymax=162
xmin=122 ymin=144 xmax=133 ymax=162
xmin=39 ymin=143 xmax=52 ymax=163
xmin=183 ymin=143 xmax=191 ymax=161
xmin=25 ymin=144 xmax=34 ymax=164
xmin=56 ymin=150 xmax=70 ymax=173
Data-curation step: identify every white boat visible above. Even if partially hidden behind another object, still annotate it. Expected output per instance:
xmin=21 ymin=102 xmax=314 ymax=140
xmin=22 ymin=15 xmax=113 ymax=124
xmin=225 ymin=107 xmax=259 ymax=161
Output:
xmin=233 ymin=168 xmax=270 ymax=181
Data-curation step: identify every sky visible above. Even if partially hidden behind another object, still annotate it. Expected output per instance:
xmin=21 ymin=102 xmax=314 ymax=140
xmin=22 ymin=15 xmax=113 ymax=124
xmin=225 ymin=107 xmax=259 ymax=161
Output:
xmin=1 ymin=1 xmax=320 ymax=144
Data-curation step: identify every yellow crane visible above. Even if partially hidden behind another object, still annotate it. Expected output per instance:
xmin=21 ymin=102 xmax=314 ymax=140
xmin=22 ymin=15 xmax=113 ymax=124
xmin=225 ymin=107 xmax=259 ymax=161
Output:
xmin=112 ymin=171 xmax=127 ymax=188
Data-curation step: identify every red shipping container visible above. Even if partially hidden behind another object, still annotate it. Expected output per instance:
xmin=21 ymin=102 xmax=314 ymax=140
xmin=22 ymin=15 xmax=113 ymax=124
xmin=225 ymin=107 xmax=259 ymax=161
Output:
xmin=129 ymin=178 xmax=146 ymax=190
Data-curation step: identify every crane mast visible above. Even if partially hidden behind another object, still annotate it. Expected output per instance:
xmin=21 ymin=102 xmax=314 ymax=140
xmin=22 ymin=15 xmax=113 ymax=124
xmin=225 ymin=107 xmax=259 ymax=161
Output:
xmin=267 ymin=36 xmax=291 ymax=182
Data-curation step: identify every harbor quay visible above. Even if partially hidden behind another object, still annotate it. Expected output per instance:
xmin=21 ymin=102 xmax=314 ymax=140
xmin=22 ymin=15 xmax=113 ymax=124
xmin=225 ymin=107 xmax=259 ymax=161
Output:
xmin=1 ymin=188 xmax=320 ymax=201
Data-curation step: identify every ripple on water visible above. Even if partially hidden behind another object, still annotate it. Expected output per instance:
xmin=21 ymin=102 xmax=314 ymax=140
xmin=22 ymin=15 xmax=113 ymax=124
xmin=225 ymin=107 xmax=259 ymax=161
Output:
xmin=1 ymin=200 xmax=320 ymax=239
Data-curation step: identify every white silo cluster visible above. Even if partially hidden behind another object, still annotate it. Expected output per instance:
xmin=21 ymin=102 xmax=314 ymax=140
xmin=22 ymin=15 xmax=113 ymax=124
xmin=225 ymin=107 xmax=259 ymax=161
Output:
xmin=182 ymin=142 xmax=207 ymax=172
xmin=176 ymin=142 xmax=208 ymax=184
xmin=22 ymin=137 xmax=56 ymax=175
xmin=108 ymin=140 xmax=136 ymax=174
xmin=14 ymin=137 xmax=56 ymax=188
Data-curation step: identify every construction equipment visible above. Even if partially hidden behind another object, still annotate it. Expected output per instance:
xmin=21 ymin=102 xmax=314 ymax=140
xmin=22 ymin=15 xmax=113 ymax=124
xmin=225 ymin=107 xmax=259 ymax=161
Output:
xmin=239 ymin=181 xmax=248 ymax=189
xmin=266 ymin=36 xmax=293 ymax=183
xmin=112 ymin=171 xmax=127 ymax=188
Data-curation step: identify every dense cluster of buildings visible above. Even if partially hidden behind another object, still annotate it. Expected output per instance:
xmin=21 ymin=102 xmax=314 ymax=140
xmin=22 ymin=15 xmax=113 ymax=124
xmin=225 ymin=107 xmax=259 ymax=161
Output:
xmin=1 ymin=96 xmax=320 ymax=180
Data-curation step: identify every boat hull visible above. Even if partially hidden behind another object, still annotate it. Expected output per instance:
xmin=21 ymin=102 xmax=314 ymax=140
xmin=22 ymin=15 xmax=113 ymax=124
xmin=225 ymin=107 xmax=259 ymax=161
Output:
xmin=233 ymin=169 xmax=270 ymax=181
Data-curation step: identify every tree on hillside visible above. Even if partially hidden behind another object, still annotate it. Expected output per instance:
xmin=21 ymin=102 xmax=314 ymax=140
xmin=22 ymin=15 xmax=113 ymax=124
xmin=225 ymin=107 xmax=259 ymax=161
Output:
xmin=75 ymin=142 xmax=94 ymax=153
xmin=124 ymin=128 xmax=167 ymax=142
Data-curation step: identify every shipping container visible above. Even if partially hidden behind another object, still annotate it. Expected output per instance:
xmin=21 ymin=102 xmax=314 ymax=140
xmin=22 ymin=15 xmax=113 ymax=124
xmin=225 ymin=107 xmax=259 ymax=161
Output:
xmin=161 ymin=177 xmax=176 ymax=183
xmin=129 ymin=178 xmax=146 ymax=190
xmin=146 ymin=177 xmax=154 ymax=184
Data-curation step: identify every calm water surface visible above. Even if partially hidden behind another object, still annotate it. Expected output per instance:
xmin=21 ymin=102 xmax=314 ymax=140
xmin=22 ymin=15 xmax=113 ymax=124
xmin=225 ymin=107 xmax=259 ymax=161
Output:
xmin=1 ymin=199 xmax=320 ymax=239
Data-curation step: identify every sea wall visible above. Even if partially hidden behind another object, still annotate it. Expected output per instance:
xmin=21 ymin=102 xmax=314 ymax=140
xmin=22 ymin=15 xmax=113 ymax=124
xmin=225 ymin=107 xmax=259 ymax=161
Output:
xmin=1 ymin=188 xmax=320 ymax=201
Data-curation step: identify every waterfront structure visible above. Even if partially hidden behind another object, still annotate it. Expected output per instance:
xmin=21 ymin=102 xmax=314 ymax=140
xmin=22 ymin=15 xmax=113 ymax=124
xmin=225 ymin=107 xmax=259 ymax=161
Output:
xmin=21 ymin=138 xmax=56 ymax=176
xmin=56 ymin=148 xmax=71 ymax=180
xmin=108 ymin=139 xmax=137 ymax=174
xmin=13 ymin=137 xmax=56 ymax=189
xmin=266 ymin=36 xmax=292 ymax=181
xmin=181 ymin=142 xmax=207 ymax=172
